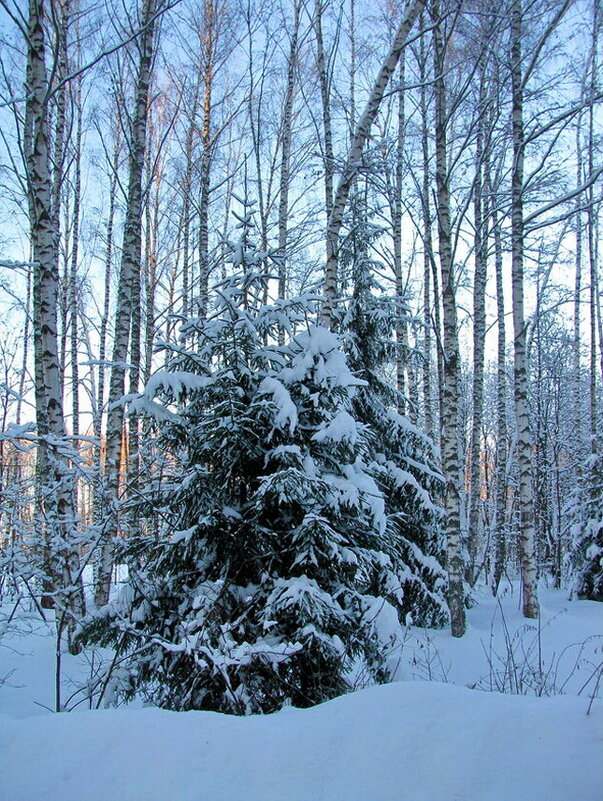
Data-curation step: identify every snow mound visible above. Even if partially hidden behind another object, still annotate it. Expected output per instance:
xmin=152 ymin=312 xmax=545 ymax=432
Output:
xmin=1 ymin=586 xmax=601 ymax=801
xmin=1 ymin=681 xmax=601 ymax=801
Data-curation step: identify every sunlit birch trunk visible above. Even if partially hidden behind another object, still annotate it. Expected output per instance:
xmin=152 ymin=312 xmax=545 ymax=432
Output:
xmin=97 ymin=0 xmax=158 ymax=607
xmin=25 ymin=0 xmax=85 ymax=636
xmin=510 ymin=0 xmax=539 ymax=619
xmin=432 ymin=0 xmax=465 ymax=636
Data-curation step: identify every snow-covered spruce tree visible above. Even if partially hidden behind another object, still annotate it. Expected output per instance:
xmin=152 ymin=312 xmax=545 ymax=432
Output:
xmin=81 ymin=206 xmax=449 ymax=711
xmin=341 ymin=203 xmax=448 ymax=628
xmin=80 ymin=215 xmax=417 ymax=712
xmin=571 ymin=453 xmax=603 ymax=601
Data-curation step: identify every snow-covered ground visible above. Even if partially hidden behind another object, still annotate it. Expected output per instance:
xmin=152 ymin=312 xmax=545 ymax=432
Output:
xmin=1 ymin=584 xmax=601 ymax=801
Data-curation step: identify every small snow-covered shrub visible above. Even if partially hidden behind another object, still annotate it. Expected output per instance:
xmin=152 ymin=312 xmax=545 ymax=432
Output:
xmin=476 ymin=601 xmax=603 ymax=699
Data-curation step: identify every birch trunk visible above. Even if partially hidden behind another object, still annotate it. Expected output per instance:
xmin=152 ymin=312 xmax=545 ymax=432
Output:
xmin=589 ymin=221 xmax=597 ymax=452
xmin=17 ymin=261 xmax=32 ymax=426
xmin=277 ymin=0 xmax=301 ymax=304
xmin=322 ymin=0 xmax=425 ymax=329
xmin=315 ymin=0 xmax=335 ymax=224
xmin=127 ymin=112 xmax=154 ymax=511
xmin=433 ymin=0 xmax=465 ymax=636
xmin=95 ymin=112 xmax=120 ymax=441
xmin=393 ymin=56 xmax=408 ymax=413
xmin=50 ymin=0 xmax=69 ymax=280
xmin=574 ymin=118 xmax=583 ymax=463
xmin=69 ymin=71 xmax=82 ymax=520
xmin=246 ymin=7 xmax=270 ymax=297
xmin=26 ymin=0 xmax=85 ymax=634
xmin=181 ymin=66 xmax=201 ymax=321
xmin=93 ymin=113 xmax=119 ymax=541
xmin=419 ymin=13 xmax=434 ymax=438
xmin=591 ymin=9 xmax=603 ymax=389
xmin=144 ymin=162 xmax=161 ymax=383
xmin=141 ymin=134 xmax=161 ymax=530
xmin=588 ymin=159 xmax=598 ymax=451
xmin=407 ymin=324 xmax=419 ymax=425
xmin=467 ymin=68 xmax=488 ymax=585
xmin=166 ymin=224 xmax=181 ymax=344
xmin=97 ymin=0 xmax=157 ymax=607
xmin=314 ymin=0 xmax=336 ymax=322
xmin=587 ymin=3 xmax=601 ymax=447
xmin=510 ymin=0 xmax=539 ymax=619
xmin=491 ymin=180 xmax=508 ymax=596
xmin=198 ymin=0 xmax=216 ymax=321
xmin=53 ymin=0 xmax=69 ymax=394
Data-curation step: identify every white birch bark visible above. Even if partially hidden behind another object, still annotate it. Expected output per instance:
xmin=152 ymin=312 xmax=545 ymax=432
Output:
xmin=25 ymin=0 xmax=85 ymax=633
xmin=490 ymin=176 xmax=508 ymax=596
xmin=53 ymin=0 xmax=70 ymax=395
xmin=419 ymin=12 xmax=434 ymax=438
xmin=144 ymin=160 xmax=161 ymax=383
xmin=50 ymin=0 xmax=69 ymax=284
xmin=314 ymin=0 xmax=335 ymax=224
xmin=245 ymin=5 xmax=274 ymax=307
xmin=16 ymin=261 xmax=32 ymax=426
xmin=432 ymin=0 xmax=465 ymax=636
xmin=97 ymin=0 xmax=158 ymax=607
xmin=393 ymin=55 xmax=408 ymax=413
xmin=510 ymin=0 xmax=539 ymax=619
xmin=574 ymin=118 xmax=583 ymax=464
xmin=277 ymin=0 xmax=301 ymax=304
xmin=467 ymin=65 xmax=488 ymax=585
xmin=181 ymin=66 xmax=201 ymax=320
xmin=69 ymin=68 xmax=82 ymax=522
xmin=198 ymin=0 xmax=216 ymax=321
xmin=321 ymin=0 xmax=425 ymax=329
xmin=587 ymin=2 xmax=601 ymax=447
xmin=92 ymin=110 xmax=120 ymax=541
xmin=95 ymin=103 xmax=120 ymax=442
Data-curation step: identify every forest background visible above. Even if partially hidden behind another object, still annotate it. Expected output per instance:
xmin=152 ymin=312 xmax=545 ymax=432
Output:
xmin=0 ymin=0 xmax=601 ymax=711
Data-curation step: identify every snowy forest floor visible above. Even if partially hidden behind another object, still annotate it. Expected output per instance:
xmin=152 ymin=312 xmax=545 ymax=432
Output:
xmin=1 ymin=583 xmax=602 ymax=801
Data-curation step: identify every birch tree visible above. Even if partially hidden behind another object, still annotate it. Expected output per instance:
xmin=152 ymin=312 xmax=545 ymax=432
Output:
xmin=197 ymin=0 xmax=220 ymax=320
xmin=431 ymin=0 xmax=464 ymax=636
xmin=23 ymin=0 xmax=85 ymax=638
xmin=490 ymin=167 xmax=509 ymax=595
xmin=277 ymin=0 xmax=301 ymax=303
xmin=96 ymin=0 xmax=161 ymax=606
xmin=321 ymin=0 xmax=425 ymax=329
xmin=508 ymin=0 xmax=575 ymax=619
xmin=314 ymin=0 xmax=335 ymax=226
xmin=586 ymin=0 xmax=601 ymax=452
xmin=467 ymin=56 xmax=488 ymax=585
xmin=416 ymin=11 xmax=437 ymax=439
